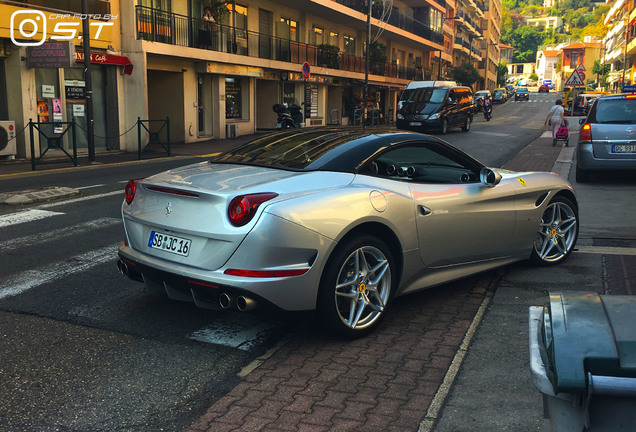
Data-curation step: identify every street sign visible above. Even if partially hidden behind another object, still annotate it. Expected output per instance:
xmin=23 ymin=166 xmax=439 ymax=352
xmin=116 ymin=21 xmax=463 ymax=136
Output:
xmin=565 ymin=70 xmax=584 ymax=86
xmin=576 ymin=64 xmax=586 ymax=71
xmin=578 ymin=71 xmax=586 ymax=81
xmin=302 ymin=62 xmax=310 ymax=79
xmin=623 ymin=85 xmax=636 ymax=93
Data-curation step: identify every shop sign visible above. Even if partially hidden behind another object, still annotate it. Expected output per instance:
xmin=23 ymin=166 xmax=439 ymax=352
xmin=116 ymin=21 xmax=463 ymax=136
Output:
xmin=41 ymin=85 xmax=56 ymax=98
xmin=65 ymin=79 xmax=85 ymax=100
xmin=206 ymin=63 xmax=263 ymax=77
xmin=27 ymin=41 xmax=75 ymax=68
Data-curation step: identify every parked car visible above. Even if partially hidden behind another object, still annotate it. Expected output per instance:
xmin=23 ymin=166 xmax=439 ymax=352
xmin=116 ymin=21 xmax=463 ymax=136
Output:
xmin=492 ymin=88 xmax=507 ymax=104
xmin=538 ymin=85 xmax=550 ymax=93
xmin=576 ymin=93 xmax=636 ymax=182
xmin=117 ymin=129 xmax=579 ymax=337
xmin=505 ymin=84 xmax=515 ymax=98
xmin=515 ymin=87 xmax=530 ymax=101
xmin=396 ymin=85 xmax=475 ymax=134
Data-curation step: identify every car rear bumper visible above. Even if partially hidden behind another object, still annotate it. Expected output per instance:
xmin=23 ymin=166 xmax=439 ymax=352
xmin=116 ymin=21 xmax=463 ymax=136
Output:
xmin=577 ymin=143 xmax=636 ymax=171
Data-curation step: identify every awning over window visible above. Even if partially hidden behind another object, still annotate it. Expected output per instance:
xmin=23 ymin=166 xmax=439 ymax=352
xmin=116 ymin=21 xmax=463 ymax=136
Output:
xmin=75 ymin=52 xmax=134 ymax=75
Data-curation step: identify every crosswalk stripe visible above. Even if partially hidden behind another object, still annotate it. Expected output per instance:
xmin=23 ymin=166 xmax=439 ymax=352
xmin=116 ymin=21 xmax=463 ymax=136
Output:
xmin=0 ymin=243 xmax=120 ymax=300
xmin=0 ymin=217 xmax=120 ymax=253
xmin=38 ymin=190 xmax=122 ymax=209
xmin=0 ymin=209 xmax=64 ymax=228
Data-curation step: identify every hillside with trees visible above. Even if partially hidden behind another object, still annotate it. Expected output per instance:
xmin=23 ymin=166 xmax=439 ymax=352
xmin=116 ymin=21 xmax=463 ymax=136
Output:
xmin=501 ymin=0 xmax=611 ymax=63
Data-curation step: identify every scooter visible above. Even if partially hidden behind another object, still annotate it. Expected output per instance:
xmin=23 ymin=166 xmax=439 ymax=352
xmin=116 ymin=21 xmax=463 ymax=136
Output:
xmin=273 ymin=103 xmax=303 ymax=129
xmin=483 ymin=103 xmax=492 ymax=121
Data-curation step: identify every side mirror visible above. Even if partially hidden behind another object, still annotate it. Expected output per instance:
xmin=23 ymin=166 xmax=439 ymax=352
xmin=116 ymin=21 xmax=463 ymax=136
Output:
xmin=480 ymin=168 xmax=502 ymax=187
xmin=579 ymin=118 xmax=585 ymax=124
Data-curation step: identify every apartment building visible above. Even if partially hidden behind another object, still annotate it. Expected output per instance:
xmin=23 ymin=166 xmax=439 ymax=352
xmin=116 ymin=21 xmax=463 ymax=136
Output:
xmin=122 ymin=0 xmax=466 ymax=146
xmin=526 ymin=16 xmax=562 ymax=31
xmin=479 ymin=0 xmax=501 ymax=90
xmin=603 ymin=0 xmax=635 ymax=90
xmin=535 ymin=48 xmax=560 ymax=86
xmin=452 ymin=0 xmax=484 ymax=73
xmin=561 ymin=40 xmax=602 ymax=88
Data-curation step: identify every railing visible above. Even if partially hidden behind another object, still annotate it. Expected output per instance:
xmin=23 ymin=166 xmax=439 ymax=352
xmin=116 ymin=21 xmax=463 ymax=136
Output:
xmin=135 ymin=6 xmax=421 ymax=80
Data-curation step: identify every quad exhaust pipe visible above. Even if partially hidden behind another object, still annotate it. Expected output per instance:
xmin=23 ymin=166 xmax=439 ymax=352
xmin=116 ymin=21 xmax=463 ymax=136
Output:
xmin=219 ymin=293 xmax=256 ymax=312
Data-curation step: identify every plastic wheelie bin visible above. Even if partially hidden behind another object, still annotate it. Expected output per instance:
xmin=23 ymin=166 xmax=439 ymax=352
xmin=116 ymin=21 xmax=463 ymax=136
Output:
xmin=529 ymin=291 xmax=636 ymax=431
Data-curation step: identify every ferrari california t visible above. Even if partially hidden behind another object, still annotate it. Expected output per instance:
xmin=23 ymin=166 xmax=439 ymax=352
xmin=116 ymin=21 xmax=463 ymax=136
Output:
xmin=117 ymin=129 xmax=578 ymax=337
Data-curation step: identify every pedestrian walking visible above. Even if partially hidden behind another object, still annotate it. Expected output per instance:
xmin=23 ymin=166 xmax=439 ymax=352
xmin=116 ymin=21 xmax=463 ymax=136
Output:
xmin=544 ymin=99 xmax=565 ymax=139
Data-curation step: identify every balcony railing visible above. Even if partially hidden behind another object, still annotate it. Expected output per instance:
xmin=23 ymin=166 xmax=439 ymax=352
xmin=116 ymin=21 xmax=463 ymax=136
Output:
xmin=135 ymin=5 xmax=421 ymax=80
xmin=334 ymin=0 xmax=443 ymax=45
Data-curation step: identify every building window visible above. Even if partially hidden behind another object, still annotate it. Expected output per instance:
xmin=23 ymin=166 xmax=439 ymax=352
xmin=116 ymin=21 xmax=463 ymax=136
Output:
xmin=329 ymin=31 xmax=338 ymax=47
xmin=344 ymin=35 xmax=355 ymax=55
xmin=225 ymin=76 xmax=245 ymax=120
xmin=570 ymin=52 xmax=579 ymax=68
xmin=312 ymin=26 xmax=324 ymax=45
xmin=279 ymin=18 xmax=298 ymax=41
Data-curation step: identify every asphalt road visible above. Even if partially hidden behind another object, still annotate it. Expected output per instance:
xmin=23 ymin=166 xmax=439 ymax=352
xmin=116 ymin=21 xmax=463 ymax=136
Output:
xmin=0 ymin=92 xmax=561 ymax=431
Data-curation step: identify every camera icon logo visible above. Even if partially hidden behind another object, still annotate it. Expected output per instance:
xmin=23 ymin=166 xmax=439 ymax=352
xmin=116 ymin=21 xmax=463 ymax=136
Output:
xmin=10 ymin=10 xmax=47 ymax=47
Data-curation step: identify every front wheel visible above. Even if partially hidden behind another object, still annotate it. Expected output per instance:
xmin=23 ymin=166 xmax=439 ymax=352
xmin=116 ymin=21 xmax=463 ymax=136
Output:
xmin=462 ymin=116 xmax=471 ymax=132
xmin=575 ymin=165 xmax=591 ymax=183
xmin=530 ymin=196 xmax=578 ymax=266
xmin=440 ymin=118 xmax=448 ymax=134
xmin=317 ymin=235 xmax=396 ymax=338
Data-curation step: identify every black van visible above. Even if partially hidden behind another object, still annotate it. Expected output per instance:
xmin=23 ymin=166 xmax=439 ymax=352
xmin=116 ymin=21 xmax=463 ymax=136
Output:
xmin=396 ymin=86 xmax=475 ymax=134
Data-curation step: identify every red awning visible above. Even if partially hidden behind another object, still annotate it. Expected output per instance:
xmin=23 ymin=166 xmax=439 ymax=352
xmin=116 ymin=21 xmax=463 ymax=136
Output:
xmin=75 ymin=51 xmax=133 ymax=75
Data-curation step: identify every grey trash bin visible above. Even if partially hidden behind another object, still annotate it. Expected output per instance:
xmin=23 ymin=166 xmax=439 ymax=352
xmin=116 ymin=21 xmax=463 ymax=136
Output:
xmin=529 ymin=291 xmax=636 ymax=431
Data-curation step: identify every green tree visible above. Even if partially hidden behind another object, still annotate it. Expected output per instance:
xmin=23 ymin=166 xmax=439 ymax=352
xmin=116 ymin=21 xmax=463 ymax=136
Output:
xmin=497 ymin=62 xmax=508 ymax=86
xmin=449 ymin=62 xmax=481 ymax=87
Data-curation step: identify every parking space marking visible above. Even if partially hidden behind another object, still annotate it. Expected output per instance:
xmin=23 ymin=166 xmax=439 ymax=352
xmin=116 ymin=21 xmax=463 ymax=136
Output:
xmin=38 ymin=190 xmax=122 ymax=209
xmin=0 ymin=209 xmax=64 ymax=228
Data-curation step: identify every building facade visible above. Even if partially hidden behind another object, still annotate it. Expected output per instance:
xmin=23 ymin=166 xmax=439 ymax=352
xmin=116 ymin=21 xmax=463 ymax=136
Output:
xmin=535 ymin=49 xmax=560 ymax=86
xmin=561 ymin=41 xmax=602 ymax=89
xmin=479 ymin=0 xmax=501 ymax=90
xmin=603 ymin=0 xmax=635 ymax=91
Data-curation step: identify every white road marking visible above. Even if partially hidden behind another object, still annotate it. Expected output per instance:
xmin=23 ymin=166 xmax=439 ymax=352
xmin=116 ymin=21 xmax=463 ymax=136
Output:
xmin=189 ymin=319 xmax=278 ymax=351
xmin=38 ymin=190 xmax=122 ymax=208
xmin=76 ymin=184 xmax=106 ymax=190
xmin=471 ymin=131 xmax=511 ymax=137
xmin=0 ymin=217 xmax=121 ymax=253
xmin=541 ymin=131 xmax=552 ymax=138
xmin=576 ymin=246 xmax=636 ymax=256
xmin=0 ymin=209 xmax=64 ymax=228
xmin=0 ymin=243 xmax=120 ymax=300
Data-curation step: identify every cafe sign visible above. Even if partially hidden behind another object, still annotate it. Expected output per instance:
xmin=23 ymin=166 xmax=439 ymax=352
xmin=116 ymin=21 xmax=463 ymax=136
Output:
xmin=27 ymin=41 xmax=75 ymax=68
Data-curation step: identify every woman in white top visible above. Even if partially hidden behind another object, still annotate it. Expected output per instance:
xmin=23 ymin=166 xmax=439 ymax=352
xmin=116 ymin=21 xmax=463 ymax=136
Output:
xmin=544 ymin=99 xmax=565 ymax=139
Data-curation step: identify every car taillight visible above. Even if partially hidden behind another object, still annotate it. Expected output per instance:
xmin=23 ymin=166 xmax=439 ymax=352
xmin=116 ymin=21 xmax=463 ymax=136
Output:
xmin=227 ymin=192 xmax=278 ymax=227
xmin=580 ymin=123 xmax=592 ymax=142
xmin=224 ymin=268 xmax=308 ymax=277
xmin=625 ymin=94 xmax=636 ymax=99
xmin=124 ymin=178 xmax=143 ymax=205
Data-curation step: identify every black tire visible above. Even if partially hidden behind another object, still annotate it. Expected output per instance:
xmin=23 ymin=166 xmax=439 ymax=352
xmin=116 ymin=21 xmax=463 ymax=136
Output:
xmin=440 ymin=118 xmax=448 ymax=134
xmin=575 ymin=165 xmax=591 ymax=183
xmin=462 ymin=116 xmax=471 ymax=132
xmin=529 ymin=196 xmax=578 ymax=266
xmin=317 ymin=234 xmax=396 ymax=338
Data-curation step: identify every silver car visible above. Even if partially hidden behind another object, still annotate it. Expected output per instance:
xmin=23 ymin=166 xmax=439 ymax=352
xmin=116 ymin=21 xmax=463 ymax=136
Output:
xmin=576 ymin=93 xmax=636 ymax=182
xmin=118 ymin=129 xmax=579 ymax=337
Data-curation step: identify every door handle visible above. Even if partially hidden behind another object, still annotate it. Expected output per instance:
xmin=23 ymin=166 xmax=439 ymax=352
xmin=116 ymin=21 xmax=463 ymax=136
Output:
xmin=418 ymin=205 xmax=431 ymax=216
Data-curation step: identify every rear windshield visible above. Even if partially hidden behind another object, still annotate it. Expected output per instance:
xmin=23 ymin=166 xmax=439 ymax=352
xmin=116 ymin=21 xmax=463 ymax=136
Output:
xmin=210 ymin=130 xmax=369 ymax=169
xmin=592 ymin=99 xmax=636 ymax=124
xmin=494 ymin=90 xmax=504 ymax=96
xmin=517 ymin=88 xmax=528 ymax=93
xmin=400 ymin=88 xmax=448 ymax=104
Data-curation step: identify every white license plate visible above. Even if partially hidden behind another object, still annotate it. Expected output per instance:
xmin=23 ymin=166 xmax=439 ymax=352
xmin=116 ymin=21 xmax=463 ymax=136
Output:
xmin=612 ymin=145 xmax=636 ymax=153
xmin=409 ymin=122 xmax=422 ymax=126
xmin=276 ymin=123 xmax=282 ymax=129
xmin=148 ymin=231 xmax=191 ymax=256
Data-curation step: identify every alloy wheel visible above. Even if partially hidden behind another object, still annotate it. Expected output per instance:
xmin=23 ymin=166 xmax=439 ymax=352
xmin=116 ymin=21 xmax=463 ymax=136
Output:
xmin=533 ymin=199 xmax=578 ymax=263
xmin=333 ymin=246 xmax=391 ymax=330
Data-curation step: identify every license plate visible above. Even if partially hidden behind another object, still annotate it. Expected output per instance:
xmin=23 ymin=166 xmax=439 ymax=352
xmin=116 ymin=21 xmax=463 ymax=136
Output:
xmin=612 ymin=145 xmax=636 ymax=153
xmin=409 ymin=122 xmax=422 ymax=126
xmin=276 ymin=123 xmax=282 ymax=129
xmin=148 ymin=231 xmax=191 ymax=256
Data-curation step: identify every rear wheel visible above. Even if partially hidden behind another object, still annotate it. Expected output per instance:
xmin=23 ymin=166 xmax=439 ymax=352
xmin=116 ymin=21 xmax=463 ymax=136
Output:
xmin=530 ymin=196 xmax=578 ymax=266
xmin=462 ymin=116 xmax=471 ymax=132
xmin=317 ymin=235 xmax=396 ymax=338
xmin=575 ymin=165 xmax=591 ymax=183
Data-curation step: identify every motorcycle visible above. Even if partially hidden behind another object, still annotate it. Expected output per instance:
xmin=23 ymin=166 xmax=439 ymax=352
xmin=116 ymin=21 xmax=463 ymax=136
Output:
xmin=273 ymin=103 xmax=303 ymax=129
xmin=483 ymin=101 xmax=492 ymax=121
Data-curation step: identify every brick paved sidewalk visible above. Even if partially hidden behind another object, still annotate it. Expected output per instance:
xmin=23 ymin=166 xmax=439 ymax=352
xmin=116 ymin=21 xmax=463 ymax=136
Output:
xmin=187 ymin=276 xmax=494 ymax=432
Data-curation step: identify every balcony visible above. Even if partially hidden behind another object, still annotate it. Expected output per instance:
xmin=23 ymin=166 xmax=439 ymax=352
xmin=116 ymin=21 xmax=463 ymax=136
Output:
xmin=12 ymin=0 xmax=110 ymax=14
xmin=334 ymin=0 xmax=443 ymax=45
xmin=135 ymin=6 xmax=421 ymax=80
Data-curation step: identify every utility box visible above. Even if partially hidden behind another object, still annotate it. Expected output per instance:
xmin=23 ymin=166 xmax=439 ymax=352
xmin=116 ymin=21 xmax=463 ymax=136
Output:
xmin=529 ymin=292 xmax=636 ymax=431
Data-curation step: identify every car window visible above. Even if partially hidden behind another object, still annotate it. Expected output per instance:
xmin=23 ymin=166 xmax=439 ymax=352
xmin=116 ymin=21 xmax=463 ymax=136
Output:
xmin=359 ymin=142 xmax=481 ymax=184
xmin=402 ymin=88 xmax=448 ymax=103
xmin=593 ymin=99 xmax=636 ymax=124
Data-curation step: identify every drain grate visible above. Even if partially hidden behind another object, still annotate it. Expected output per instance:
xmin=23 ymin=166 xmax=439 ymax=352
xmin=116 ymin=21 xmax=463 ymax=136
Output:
xmin=602 ymin=254 xmax=636 ymax=296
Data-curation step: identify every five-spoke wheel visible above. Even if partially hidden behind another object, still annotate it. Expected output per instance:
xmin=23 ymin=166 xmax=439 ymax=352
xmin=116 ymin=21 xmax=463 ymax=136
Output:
xmin=318 ymin=235 xmax=395 ymax=337
xmin=530 ymin=196 xmax=578 ymax=266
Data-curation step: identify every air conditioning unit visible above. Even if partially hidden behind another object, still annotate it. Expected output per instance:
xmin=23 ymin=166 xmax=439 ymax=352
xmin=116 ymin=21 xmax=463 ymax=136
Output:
xmin=0 ymin=121 xmax=17 ymax=157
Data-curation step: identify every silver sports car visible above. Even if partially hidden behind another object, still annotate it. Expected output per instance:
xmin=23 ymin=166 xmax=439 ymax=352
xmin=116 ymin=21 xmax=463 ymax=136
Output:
xmin=117 ymin=129 xmax=578 ymax=337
